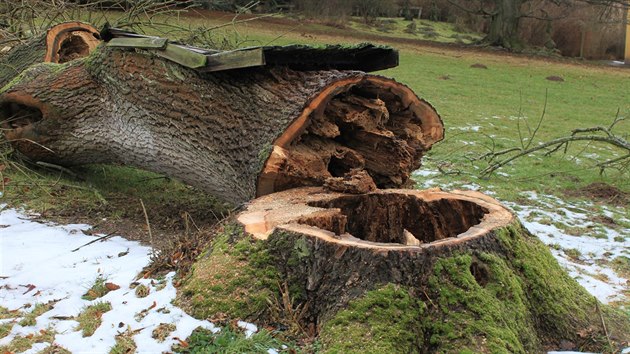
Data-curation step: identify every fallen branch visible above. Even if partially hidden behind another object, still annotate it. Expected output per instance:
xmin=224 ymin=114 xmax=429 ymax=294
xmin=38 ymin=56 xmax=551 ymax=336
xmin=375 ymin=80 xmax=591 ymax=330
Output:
xmin=71 ymin=232 xmax=116 ymax=252
xmin=478 ymin=113 xmax=629 ymax=177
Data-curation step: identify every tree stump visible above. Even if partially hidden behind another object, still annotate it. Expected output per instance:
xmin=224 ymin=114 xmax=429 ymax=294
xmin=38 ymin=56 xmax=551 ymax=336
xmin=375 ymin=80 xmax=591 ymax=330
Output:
xmin=179 ymin=187 xmax=630 ymax=352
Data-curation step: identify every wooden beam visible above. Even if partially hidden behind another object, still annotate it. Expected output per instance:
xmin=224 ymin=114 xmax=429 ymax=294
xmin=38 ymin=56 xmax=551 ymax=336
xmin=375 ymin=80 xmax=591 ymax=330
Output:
xmin=107 ymin=37 xmax=168 ymax=49
xmin=153 ymin=43 xmax=207 ymax=69
xmin=201 ymin=47 xmax=265 ymax=72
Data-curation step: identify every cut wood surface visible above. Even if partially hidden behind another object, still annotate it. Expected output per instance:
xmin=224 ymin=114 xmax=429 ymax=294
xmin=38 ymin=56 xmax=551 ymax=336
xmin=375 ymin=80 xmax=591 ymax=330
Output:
xmin=235 ymin=186 xmax=514 ymax=321
xmin=1 ymin=44 xmax=442 ymax=205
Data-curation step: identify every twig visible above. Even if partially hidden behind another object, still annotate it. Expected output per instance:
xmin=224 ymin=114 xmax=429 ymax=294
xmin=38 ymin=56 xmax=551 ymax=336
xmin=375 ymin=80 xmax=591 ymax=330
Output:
xmin=35 ymin=161 xmax=78 ymax=178
xmin=71 ymin=232 xmax=116 ymax=252
xmin=595 ymin=301 xmax=613 ymax=350
xmin=139 ymin=198 xmax=153 ymax=247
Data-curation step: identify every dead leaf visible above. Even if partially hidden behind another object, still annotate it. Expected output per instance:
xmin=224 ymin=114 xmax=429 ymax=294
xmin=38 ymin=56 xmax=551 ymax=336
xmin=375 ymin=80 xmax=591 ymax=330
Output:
xmin=174 ymin=337 xmax=189 ymax=348
xmin=21 ymin=284 xmax=36 ymax=295
xmin=105 ymin=282 xmax=121 ymax=291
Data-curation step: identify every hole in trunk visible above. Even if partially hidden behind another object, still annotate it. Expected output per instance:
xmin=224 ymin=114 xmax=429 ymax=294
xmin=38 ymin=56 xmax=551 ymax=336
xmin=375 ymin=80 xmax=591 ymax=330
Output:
xmin=306 ymin=193 xmax=488 ymax=245
xmin=58 ymin=34 xmax=90 ymax=63
xmin=258 ymin=77 xmax=443 ymax=197
xmin=0 ymin=102 xmax=43 ymax=129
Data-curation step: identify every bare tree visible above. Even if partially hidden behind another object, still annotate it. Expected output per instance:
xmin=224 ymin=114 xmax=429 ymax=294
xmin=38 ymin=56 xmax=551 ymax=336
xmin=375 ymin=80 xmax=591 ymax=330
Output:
xmin=447 ymin=0 xmax=629 ymax=50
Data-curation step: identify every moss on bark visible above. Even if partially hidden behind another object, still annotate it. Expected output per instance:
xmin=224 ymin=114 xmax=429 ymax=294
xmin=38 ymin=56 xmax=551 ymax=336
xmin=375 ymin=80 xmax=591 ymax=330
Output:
xmin=177 ymin=224 xmax=280 ymax=320
xmin=179 ymin=220 xmax=629 ymax=352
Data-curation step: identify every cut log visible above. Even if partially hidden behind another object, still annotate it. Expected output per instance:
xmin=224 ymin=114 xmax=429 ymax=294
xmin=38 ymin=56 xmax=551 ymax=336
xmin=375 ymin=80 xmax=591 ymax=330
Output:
xmin=0 ymin=44 xmax=443 ymax=205
xmin=0 ymin=22 xmax=100 ymax=88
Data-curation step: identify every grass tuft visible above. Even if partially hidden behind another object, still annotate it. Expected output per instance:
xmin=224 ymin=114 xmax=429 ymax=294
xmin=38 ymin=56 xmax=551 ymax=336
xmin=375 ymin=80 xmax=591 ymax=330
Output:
xmin=19 ymin=302 xmax=54 ymax=327
xmin=82 ymin=275 xmax=111 ymax=301
xmin=0 ymin=328 xmax=55 ymax=353
xmin=76 ymin=302 xmax=112 ymax=337
xmin=173 ymin=326 xmax=284 ymax=353
xmin=109 ymin=328 xmax=137 ymax=354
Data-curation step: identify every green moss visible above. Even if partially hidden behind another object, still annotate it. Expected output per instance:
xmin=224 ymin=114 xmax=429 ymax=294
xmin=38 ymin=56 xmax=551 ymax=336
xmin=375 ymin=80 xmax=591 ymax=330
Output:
xmin=424 ymin=253 xmax=536 ymax=353
xmin=319 ymin=223 xmax=628 ymax=353
xmin=320 ymin=284 xmax=425 ymax=353
xmin=178 ymin=224 xmax=279 ymax=320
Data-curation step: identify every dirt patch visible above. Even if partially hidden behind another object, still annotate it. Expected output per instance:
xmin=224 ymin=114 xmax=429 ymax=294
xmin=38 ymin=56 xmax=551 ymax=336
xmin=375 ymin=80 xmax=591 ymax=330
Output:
xmin=565 ymin=182 xmax=629 ymax=207
xmin=546 ymin=75 xmax=564 ymax=82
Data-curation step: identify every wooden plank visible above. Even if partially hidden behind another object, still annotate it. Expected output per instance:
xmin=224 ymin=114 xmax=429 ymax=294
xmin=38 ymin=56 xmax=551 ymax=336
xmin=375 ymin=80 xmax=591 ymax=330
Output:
xmin=201 ymin=47 xmax=265 ymax=72
xmin=153 ymin=43 xmax=207 ymax=69
xmin=262 ymin=44 xmax=399 ymax=72
xmin=107 ymin=37 xmax=168 ymax=49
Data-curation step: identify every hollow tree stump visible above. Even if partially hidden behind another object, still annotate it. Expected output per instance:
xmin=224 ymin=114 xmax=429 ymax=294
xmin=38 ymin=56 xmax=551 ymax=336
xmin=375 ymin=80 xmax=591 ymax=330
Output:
xmin=178 ymin=187 xmax=630 ymax=352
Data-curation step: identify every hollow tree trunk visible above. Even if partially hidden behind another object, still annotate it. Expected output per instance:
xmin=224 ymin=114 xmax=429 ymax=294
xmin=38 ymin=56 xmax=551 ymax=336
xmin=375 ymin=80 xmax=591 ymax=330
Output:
xmin=0 ymin=45 xmax=443 ymax=205
xmin=0 ymin=22 xmax=100 ymax=88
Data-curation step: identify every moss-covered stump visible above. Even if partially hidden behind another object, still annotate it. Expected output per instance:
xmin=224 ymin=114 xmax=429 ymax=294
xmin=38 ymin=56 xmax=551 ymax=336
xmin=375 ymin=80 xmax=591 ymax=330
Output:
xmin=178 ymin=187 xmax=630 ymax=353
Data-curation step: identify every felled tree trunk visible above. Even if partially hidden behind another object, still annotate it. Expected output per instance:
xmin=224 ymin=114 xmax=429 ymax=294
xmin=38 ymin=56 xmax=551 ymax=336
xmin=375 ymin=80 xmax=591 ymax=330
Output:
xmin=0 ymin=22 xmax=100 ymax=88
xmin=0 ymin=44 xmax=443 ymax=204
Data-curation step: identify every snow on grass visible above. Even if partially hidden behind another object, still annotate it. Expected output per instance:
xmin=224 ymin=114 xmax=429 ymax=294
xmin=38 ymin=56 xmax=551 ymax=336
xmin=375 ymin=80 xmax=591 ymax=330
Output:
xmin=506 ymin=191 xmax=630 ymax=305
xmin=0 ymin=207 xmax=236 ymax=353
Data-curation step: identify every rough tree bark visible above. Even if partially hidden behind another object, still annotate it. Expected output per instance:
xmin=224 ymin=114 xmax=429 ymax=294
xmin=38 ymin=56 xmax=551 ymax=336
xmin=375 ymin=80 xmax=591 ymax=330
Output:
xmin=485 ymin=0 xmax=525 ymax=49
xmin=0 ymin=21 xmax=100 ymax=88
xmin=0 ymin=44 xmax=443 ymax=205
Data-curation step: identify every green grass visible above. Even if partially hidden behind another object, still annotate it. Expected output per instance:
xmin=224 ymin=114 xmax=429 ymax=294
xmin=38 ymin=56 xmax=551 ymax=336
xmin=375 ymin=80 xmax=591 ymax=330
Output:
xmin=347 ymin=17 xmax=482 ymax=44
xmin=109 ymin=329 xmax=137 ymax=354
xmin=19 ymin=303 xmax=53 ymax=327
xmin=0 ymin=323 xmax=12 ymax=339
xmin=0 ymin=329 xmax=55 ymax=353
xmin=82 ymin=275 xmax=111 ymax=301
xmin=76 ymin=302 xmax=112 ymax=337
xmin=0 ymin=306 xmax=15 ymax=320
xmin=174 ymin=326 xmax=286 ymax=354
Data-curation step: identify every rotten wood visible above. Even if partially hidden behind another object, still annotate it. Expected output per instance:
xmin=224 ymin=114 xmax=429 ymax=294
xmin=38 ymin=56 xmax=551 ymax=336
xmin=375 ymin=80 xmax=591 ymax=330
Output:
xmin=237 ymin=186 xmax=514 ymax=321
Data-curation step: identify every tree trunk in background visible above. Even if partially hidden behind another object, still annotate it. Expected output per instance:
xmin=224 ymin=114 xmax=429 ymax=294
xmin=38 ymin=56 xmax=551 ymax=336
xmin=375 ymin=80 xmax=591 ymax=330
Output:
xmin=0 ymin=45 xmax=443 ymax=205
xmin=485 ymin=0 xmax=525 ymax=50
